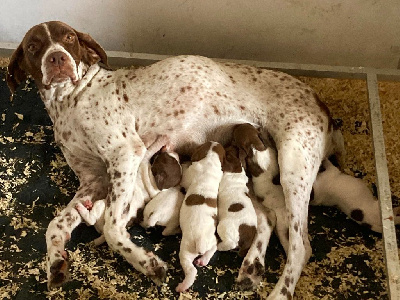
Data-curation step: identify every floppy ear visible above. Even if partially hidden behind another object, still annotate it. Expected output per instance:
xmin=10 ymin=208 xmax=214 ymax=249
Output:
xmin=6 ymin=44 xmax=27 ymax=95
xmin=75 ymin=31 xmax=109 ymax=67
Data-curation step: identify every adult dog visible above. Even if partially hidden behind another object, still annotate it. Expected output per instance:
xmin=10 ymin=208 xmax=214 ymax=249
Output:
xmin=7 ymin=21 xmax=344 ymax=298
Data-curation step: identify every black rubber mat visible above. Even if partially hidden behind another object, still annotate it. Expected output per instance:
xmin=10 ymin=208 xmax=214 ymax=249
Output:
xmin=0 ymin=67 xmax=398 ymax=299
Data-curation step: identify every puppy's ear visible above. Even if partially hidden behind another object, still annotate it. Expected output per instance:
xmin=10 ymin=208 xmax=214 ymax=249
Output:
xmin=75 ymin=31 xmax=109 ymax=67
xmin=7 ymin=44 xmax=27 ymax=96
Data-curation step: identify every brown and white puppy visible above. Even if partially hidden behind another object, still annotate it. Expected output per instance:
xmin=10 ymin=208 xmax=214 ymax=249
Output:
xmin=176 ymin=141 xmax=225 ymax=292
xmin=8 ymin=21 xmax=345 ymax=298
xmin=141 ymin=151 xmax=185 ymax=236
xmin=311 ymin=159 xmax=400 ymax=233
xmin=76 ymin=149 xmax=182 ymax=242
xmin=216 ymin=145 xmax=258 ymax=256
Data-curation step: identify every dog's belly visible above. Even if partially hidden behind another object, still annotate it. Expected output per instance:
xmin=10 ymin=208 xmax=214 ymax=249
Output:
xmin=90 ymin=55 xmax=325 ymax=155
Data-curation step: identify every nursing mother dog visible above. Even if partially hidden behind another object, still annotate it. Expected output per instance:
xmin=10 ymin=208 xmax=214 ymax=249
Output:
xmin=7 ymin=21 xmax=344 ymax=299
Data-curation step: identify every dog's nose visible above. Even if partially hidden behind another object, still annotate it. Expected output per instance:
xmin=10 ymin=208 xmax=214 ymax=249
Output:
xmin=47 ymin=51 xmax=67 ymax=66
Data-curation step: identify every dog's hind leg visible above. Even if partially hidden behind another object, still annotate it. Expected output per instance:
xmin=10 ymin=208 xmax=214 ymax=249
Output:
xmin=101 ymin=132 xmax=167 ymax=285
xmin=267 ymin=135 xmax=324 ymax=299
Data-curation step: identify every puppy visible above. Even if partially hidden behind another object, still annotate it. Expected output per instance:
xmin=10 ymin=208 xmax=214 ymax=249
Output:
xmin=311 ymin=159 xmax=400 ymax=233
xmin=141 ymin=186 xmax=185 ymax=236
xmin=217 ymin=145 xmax=257 ymax=256
xmin=76 ymin=149 xmax=182 ymax=243
xmin=176 ymin=141 xmax=225 ymax=292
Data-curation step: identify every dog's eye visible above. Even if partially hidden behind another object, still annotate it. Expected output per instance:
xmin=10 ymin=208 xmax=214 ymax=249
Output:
xmin=27 ymin=43 xmax=37 ymax=53
xmin=64 ymin=33 xmax=75 ymax=43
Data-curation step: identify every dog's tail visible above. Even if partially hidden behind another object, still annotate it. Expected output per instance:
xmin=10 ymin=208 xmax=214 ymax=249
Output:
xmin=324 ymin=122 xmax=346 ymax=170
xmin=330 ymin=128 xmax=346 ymax=169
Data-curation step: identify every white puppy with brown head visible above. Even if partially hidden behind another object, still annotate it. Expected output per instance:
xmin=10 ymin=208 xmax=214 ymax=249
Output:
xmin=311 ymin=159 xmax=400 ymax=232
xmin=176 ymin=141 xmax=225 ymax=293
xmin=232 ymin=123 xmax=289 ymax=253
xmin=217 ymin=145 xmax=258 ymax=256
xmin=141 ymin=151 xmax=185 ymax=236
xmin=76 ymin=144 xmax=182 ymax=244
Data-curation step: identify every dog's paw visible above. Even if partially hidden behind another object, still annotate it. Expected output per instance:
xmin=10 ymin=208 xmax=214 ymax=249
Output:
xmin=236 ymin=258 xmax=264 ymax=290
xmin=47 ymin=254 xmax=70 ymax=289
xmin=143 ymin=253 xmax=167 ymax=285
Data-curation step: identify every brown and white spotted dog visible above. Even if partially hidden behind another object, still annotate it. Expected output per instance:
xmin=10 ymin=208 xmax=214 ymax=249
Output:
xmin=177 ymin=141 xmax=225 ymax=292
xmin=216 ymin=145 xmax=258 ymax=256
xmin=7 ymin=21 xmax=345 ymax=298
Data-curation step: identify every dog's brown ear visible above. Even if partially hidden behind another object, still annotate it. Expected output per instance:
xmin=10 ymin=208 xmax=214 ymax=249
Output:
xmin=75 ymin=31 xmax=108 ymax=67
xmin=6 ymin=44 xmax=27 ymax=96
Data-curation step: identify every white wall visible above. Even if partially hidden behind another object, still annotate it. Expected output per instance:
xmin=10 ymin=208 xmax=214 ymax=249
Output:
xmin=1 ymin=0 xmax=400 ymax=69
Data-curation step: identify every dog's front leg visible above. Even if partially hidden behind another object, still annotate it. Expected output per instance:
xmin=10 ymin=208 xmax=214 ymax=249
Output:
xmin=45 ymin=178 xmax=106 ymax=289
xmin=101 ymin=134 xmax=167 ymax=285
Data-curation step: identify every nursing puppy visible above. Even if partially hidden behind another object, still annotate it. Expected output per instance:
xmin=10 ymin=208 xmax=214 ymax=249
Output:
xmin=177 ymin=141 xmax=225 ymax=292
xmin=76 ymin=149 xmax=182 ymax=244
xmin=141 ymin=185 xmax=185 ymax=236
xmin=311 ymin=159 xmax=400 ymax=233
xmin=217 ymin=145 xmax=258 ymax=256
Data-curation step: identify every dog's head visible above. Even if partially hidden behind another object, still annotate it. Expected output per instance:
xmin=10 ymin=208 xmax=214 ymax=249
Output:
xmin=7 ymin=21 xmax=108 ymax=94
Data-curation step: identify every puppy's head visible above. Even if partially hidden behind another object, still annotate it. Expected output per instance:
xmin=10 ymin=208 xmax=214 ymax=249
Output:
xmin=191 ymin=141 xmax=225 ymax=165
xmin=232 ymin=123 xmax=266 ymax=156
xmin=7 ymin=21 xmax=108 ymax=94
xmin=222 ymin=145 xmax=243 ymax=173
xmin=151 ymin=152 xmax=182 ymax=190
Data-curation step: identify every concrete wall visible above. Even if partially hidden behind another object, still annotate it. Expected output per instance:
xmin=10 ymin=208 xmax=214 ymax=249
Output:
xmin=1 ymin=0 xmax=400 ymax=69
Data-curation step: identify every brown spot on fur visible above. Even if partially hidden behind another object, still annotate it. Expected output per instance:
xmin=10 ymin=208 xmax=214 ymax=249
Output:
xmin=351 ymin=209 xmax=364 ymax=222
xmin=238 ymin=224 xmax=256 ymax=257
xmin=228 ymin=203 xmax=244 ymax=212
xmin=247 ymin=160 xmax=264 ymax=177
xmin=257 ymin=241 xmax=262 ymax=252
xmin=62 ymin=131 xmax=71 ymax=141
xmin=212 ymin=143 xmax=226 ymax=165
xmin=285 ymin=276 xmax=291 ymax=287
xmin=185 ymin=194 xmax=217 ymax=208
xmin=247 ymin=264 xmax=254 ymax=274
xmin=122 ymin=247 xmax=132 ymax=253
xmin=123 ymin=203 xmax=130 ymax=215
xmin=191 ymin=142 xmax=213 ymax=162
